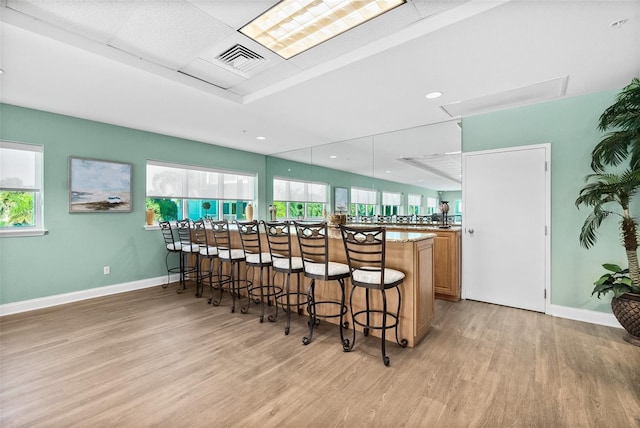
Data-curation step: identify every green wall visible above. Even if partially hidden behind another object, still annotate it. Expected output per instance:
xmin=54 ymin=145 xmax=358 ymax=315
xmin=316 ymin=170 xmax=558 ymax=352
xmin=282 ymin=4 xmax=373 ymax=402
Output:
xmin=0 ymin=104 xmax=439 ymax=306
xmin=462 ymin=88 xmax=623 ymax=313
xmin=0 ymin=104 xmax=267 ymax=305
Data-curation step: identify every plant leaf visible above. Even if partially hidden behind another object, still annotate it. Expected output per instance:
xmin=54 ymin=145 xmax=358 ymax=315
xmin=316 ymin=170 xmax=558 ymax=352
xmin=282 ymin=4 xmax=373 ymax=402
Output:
xmin=602 ymin=263 xmax=623 ymax=272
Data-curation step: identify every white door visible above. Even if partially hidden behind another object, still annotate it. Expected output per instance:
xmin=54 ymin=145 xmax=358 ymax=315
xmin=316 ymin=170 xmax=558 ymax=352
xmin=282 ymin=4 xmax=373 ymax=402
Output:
xmin=462 ymin=144 xmax=549 ymax=312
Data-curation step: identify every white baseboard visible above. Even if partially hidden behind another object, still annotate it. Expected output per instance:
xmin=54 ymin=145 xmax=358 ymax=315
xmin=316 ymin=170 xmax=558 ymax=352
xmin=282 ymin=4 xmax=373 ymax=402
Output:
xmin=547 ymin=303 xmax=622 ymax=329
xmin=0 ymin=274 xmax=179 ymax=316
xmin=0 ymin=281 xmax=625 ymax=330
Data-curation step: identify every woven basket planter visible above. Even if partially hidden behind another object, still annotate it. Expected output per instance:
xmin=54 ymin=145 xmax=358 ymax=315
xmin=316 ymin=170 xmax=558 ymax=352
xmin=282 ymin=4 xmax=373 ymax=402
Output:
xmin=611 ymin=292 xmax=640 ymax=346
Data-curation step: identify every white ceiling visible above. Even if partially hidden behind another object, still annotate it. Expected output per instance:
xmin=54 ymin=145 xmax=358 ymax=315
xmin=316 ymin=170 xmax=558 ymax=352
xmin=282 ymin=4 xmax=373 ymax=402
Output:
xmin=1 ymin=0 xmax=638 ymax=191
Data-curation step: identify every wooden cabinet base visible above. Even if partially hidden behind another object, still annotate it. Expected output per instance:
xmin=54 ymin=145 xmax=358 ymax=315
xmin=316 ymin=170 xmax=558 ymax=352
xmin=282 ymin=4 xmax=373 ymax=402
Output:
xmin=388 ymin=226 xmax=461 ymax=302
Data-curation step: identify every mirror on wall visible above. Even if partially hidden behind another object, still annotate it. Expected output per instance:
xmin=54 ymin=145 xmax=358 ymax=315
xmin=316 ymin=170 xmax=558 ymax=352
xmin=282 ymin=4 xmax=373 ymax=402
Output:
xmin=270 ymin=119 xmax=462 ymax=193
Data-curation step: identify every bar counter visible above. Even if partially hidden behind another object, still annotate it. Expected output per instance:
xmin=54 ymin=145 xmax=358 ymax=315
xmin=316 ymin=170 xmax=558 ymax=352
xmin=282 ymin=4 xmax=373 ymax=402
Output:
xmin=344 ymin=224 xmax=462 ymax=301
xmin=227 ymin=225 xmax=436 ymax=347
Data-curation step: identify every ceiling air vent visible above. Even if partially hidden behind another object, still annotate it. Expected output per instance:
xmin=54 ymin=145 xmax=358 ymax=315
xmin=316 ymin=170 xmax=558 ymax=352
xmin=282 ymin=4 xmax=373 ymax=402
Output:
xmin=215 ymin=44 xmax=266 ymax=74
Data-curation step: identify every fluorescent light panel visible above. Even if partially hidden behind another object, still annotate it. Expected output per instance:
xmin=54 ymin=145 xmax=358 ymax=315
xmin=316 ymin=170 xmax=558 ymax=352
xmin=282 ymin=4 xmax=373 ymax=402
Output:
xmin=240 ymin=0 xmax=406 ymax=59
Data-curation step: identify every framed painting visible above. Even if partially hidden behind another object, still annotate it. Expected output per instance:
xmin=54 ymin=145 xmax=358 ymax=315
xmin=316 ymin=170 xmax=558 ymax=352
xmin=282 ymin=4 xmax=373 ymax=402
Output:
xmin=69 ymin=157 xmax=132 ymax=213
xmin=334 ymin=187 xmax=348 ymax=213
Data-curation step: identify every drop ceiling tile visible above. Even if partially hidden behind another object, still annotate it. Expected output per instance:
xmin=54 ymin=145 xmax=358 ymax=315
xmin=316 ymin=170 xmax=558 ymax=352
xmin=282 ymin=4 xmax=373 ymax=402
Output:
xmin=411 ymin=0 xmax=471 ymax=19
xmin=187 ymin=0 xmax=279 ymax=29
xmin=5 ymin=0 xmax=137 ymax=43
xmin=109 ymin=0 xmax=235 ymax=69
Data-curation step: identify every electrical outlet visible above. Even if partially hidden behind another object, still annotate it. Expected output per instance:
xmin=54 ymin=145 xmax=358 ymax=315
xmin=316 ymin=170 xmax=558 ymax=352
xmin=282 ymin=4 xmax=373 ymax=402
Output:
xmin=103 ymin=266 xmax=110 ymax=275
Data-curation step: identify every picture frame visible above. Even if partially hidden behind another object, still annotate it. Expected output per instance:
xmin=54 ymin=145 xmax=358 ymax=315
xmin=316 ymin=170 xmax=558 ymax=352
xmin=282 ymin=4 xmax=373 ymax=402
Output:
xmin=69 ymin=157 xmax=132 ymax=213
xmin=334 ymin=187 xmax=348 ymax=213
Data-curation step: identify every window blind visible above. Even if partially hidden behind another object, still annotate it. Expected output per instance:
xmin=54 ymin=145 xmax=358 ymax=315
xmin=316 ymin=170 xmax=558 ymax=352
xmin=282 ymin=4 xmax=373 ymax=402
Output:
xmin=382 ymin=192 xmax=401 ymax=206
xmin=351 ymin=187 xmax=377 ymax=205
xmin=0 ymin=141 xmax=42 ymax=192
xmin=146 ymin=160 xmax=255 ymax=200
xmin=273 ymin=178 xmax=328 ymax=203
xmin=408 ymin=194 xmax=421 ymax=206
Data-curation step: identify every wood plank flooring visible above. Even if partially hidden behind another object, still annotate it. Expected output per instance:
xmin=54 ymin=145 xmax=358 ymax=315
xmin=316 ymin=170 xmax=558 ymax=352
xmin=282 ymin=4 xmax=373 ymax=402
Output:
xmin=1 ymin=284 xmax=639 ymax=427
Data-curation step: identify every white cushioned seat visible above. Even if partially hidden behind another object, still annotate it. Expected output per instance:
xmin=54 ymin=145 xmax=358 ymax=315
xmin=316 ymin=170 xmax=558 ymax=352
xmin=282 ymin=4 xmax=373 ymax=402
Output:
xmin=245 ymin=252 xmax=272 ymax=264
xmin=304 ymin=261 xmax=350 ymax=277
xmin=218 ymin=249 xmax=246 ymax=260
xmin=167 ymin=242 xmax=182 ymax=251
xmin=181 ymin=244 xmax=200 ymax=253
xmin=199 ymin=246 xmax=217 ymax=256
xmin=352 ymin=267 xmax=405 ymax=285
xmin=272 ymin=256 xmax=303 ymax=270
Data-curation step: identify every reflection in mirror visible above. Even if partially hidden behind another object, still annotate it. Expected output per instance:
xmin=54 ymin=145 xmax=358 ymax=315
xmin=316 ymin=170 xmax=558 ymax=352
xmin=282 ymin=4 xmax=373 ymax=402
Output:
xmin=272 ymin=120 xmax=461 ymax=192
xmin=267 ymin=120 xmax=462 ymax=223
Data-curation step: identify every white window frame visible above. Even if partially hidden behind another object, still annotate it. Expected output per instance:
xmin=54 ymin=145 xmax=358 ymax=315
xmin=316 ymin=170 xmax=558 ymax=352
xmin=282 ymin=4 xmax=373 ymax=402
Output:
xmin=146 ymin=160 xmax=256 ymax=221
xmin=381 ymin=191 xmax=401 ymax=215
xmin=272 ymin=177 xmax=328 ymax=219
xmin=426 ymin=196 xmax=438 ymax=215
xmin=408 ymin=193 xmax=422 ymax=215
xmin=350 ymin=187 xmax=378 ymax=216
xmin=0 ymin=141 xmax=45 ymax=237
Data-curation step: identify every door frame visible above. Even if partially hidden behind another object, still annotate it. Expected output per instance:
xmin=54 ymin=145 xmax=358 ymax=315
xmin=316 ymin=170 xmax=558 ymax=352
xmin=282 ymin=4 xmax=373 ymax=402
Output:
xmin=461 ymin=143 xmax=551 ymax=313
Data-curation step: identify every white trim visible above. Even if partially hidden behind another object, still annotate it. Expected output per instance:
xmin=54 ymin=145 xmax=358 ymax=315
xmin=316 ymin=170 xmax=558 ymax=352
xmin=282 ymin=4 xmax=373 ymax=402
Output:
xmin=0 ymin=228 xmax=47 ymax=237
xmin=0 ymin=274 xmax=179 ymax=316
xmin=547 ymin=303 xmax=622 ymax=329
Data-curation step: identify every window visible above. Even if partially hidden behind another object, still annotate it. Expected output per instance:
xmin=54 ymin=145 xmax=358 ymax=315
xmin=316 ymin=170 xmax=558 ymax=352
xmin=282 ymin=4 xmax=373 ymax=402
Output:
xmin=454 ymin=199 xmax=462 ymax=214
xmin=408 ymin=194 xmax=422 ymax=215
xmin=426 ymin=197 xmax=437 ymax=215
xmin=272 ymin=178 xmax=328 ymax=219
xmin=146 ymin=161 xmax=255 ymax=222
xmin=350 ymin=187 xmax=377 ymax=217
xmin=381 ymin=192 xmax=401 ymax=216
xmin=0 ymin=141 xmax=44 ymax=236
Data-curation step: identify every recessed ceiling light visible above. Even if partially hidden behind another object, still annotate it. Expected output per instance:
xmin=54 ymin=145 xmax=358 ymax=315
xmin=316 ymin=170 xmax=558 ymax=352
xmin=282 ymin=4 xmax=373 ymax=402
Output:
xmin=610 ymin=19 xmax=628 ymax=28
xmin=385 ymin=170 xmax=391 ymax=173
xmin=256 ymin=136 xmax=266 ymax=140
xmin=330 ymin=155 xmax=337 ymax=159
xmin=425 ymin=91 xmax=443 ymax=99
xmin=240 ymin=0 xmax=406 ymax=59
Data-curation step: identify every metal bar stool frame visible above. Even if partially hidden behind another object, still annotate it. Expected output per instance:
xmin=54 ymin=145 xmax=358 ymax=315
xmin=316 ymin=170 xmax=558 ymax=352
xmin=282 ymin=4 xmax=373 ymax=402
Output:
xmin=235 ymin=220 xmax=282 ymax=323
xmin=263 ymin=220 xmax=307 ymax=335
xmin=193 ymin=218 xmax=225 ymax=302
xmin=339 ymin=224 xmax=408 ymax=366
xmin=175 ymin=219 xmax=201 ymax=296
xmin=159 ymin=221 xmax=183 ymax=289
xmin=208 ymin=219 xmax=251 ymax=313
xmin=294 ymin=221 xmax=350 ymax=346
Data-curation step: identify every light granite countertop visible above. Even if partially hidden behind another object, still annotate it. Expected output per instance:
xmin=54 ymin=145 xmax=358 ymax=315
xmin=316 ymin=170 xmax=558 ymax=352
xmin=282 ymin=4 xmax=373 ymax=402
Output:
xmin=327 ymin=226 xmax=435 ymax=243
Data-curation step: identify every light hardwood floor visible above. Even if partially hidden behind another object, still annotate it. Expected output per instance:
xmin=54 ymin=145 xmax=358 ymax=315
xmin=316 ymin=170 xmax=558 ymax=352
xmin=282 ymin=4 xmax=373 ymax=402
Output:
xmin=1 ymin=284 xmax=639 ymax=427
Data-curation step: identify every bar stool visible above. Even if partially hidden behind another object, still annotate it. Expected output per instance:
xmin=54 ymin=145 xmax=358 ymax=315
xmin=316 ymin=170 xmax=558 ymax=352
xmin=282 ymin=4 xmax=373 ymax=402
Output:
xmin=294 ymin=221 xmax=349 ymax=346
xmin=263 ymin=220 xmax=306 ymax=335
xmin=193 ymin=218 xmax=220 ymax=300
xmin=339 ymin=225 xmax=408 ymax=366
xmin=235 ymin=220 xmax=281 ymax=323
xmin=175 ymin=219 xmax=200 ymax=296
xmin=209 ymin=219 xmax=251 ymax=313
xmin=159 ymin=221 xmax=182 ymax=289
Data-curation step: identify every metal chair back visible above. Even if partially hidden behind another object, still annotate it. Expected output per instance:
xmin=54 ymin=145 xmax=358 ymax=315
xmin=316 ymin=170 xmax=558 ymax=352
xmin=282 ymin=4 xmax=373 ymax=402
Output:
xmin=339 ymin=225 xmax=387 ymax=290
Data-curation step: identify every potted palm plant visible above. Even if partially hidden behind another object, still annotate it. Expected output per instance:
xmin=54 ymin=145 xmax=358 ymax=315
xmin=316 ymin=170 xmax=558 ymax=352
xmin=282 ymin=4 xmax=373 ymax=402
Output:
xmin=576 ymin=77 xmax=640 ymax=346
